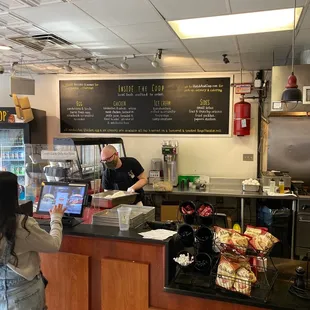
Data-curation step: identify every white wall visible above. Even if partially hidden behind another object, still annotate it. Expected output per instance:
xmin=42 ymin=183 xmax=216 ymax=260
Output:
xmin=0 ymin=75 xmax=13 ymax=107
xmin=0 ymin=72 xmax=259 ymax=179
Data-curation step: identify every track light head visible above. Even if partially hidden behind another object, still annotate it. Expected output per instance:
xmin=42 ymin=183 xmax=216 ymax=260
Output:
xmin=120 ymin=57 xmax=129 ymax=70
xmin=222 ymin=54 xmax=230 ymax=64
xmin=92 ymin=60 xmax=100 ymax=71
xmin=63 ymin=61 xmax=72 ymax=72
xmin=157 ymin=49 xmax=163 ymax=60
xmin=151 ymin=59 xmax=159 ymax=68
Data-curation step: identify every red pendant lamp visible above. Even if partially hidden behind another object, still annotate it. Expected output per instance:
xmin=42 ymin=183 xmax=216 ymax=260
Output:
xmin=281 ymin=0 xmax=302 ymax=102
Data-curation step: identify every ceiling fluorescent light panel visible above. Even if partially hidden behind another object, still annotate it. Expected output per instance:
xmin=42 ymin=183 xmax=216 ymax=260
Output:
xmin=169 ymin=7 xmax=303 ymax=39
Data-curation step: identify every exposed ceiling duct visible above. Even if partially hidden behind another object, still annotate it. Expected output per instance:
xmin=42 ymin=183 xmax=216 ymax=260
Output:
xmin=10 ymin=34 xmax=73 ymax=52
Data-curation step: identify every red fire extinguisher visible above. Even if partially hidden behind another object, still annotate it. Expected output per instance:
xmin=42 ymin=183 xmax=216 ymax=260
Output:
xmin=233 ymin=96 xmax=251 ymax=136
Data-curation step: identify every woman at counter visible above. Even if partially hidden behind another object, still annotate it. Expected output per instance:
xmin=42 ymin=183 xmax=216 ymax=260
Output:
xmin=101 ymin=145 xmax=148 ymax=205
xmin=0 ymin=171 xmax=66 ymax=310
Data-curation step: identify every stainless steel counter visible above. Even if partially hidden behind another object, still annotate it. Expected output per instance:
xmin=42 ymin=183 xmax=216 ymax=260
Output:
xmin=144 ymin=184 xmax=303 ymax=259
xmin=144 ymin=184 xmax=297 ymax=200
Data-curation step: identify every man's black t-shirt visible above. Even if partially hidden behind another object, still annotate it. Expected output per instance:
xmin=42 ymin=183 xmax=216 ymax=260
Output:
xmin=102 ymin=157 xmax=145 ymax=203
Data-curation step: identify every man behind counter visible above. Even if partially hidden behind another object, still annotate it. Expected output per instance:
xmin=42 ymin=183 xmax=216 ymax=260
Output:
xmin=101 ymin=145 xmax=148 ymax=205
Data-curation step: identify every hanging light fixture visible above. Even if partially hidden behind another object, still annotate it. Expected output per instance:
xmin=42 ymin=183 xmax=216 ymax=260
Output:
xmin=120 ymin=57 xmax=129 ymax=70
xmin=63 ymin=61 xmax=73 ymax=73
xmin=281 ymin=0 xmax=302 ymax=102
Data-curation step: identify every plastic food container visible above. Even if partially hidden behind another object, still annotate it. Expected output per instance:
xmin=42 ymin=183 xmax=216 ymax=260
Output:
xmin=153 ymin=178 xmax=173 ymax=192
xmin=179 ymin=201 xmax=196 ymax=224
xmin=91 ymin=191 xmax=137 ymax=208
xmin=242 ymin=184 xmax=260 ymax=192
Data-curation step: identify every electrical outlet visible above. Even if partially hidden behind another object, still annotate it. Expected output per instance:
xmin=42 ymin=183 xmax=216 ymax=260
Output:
xmin=243 ymin=154 xmax=254 ymax=161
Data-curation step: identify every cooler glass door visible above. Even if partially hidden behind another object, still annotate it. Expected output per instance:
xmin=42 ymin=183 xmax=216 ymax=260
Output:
xmin=0 ymin=128 xmax=26 ymax=186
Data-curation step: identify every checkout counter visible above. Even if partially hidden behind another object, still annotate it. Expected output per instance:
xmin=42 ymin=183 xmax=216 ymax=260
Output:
xmin=39 ymin=223 xmax=310 ymax=310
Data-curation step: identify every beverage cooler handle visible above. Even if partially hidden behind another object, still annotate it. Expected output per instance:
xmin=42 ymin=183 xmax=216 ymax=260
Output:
xmin=299 ymin=218 xmax=310 ymax=223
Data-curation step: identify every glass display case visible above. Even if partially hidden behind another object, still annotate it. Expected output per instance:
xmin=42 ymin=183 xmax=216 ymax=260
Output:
xmin=53 ymin=137 xmax=126 ymax=180
xmin=24 ymin=143 xmax=105 ymax=202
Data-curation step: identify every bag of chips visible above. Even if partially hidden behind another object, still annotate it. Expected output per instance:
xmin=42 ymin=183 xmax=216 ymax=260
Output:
xmin=244 ymin=225 xmax=279 ymax=254
xmin=216 ymin=255 xmax=238 ymax=290
xmin=216 ymin=254 xmax=257 ymax=296
xmin=214 ymin=226 xmax=250 ymax=255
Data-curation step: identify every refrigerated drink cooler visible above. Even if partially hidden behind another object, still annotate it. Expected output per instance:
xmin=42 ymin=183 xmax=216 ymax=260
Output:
xmin=0 ymin=108 xmax=46 ymax=189
xmin=0 ymin=128 xmax=26 ymax=187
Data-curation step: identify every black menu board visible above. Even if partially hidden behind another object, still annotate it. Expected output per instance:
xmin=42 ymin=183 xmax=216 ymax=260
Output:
xmin=59 ymin=77 xmax=231 ymax=134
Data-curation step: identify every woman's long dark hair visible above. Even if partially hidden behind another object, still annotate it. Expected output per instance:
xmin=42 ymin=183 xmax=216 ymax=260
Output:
xmin=0 ymin=171 xmax=28 ymax=266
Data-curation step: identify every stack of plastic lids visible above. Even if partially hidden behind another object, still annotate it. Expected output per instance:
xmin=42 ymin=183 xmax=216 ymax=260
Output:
xmin=92 ymin=208 xmax=144 ymax=228
xmin=114 ymin=205 xmax=155 ymax=223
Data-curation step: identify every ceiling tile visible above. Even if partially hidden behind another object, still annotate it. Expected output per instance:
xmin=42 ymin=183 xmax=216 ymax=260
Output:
xmin=0 ymin=2 xmax=8 ymax=13
xmin=230 ymin=0 xmax=305 ymax=14
xmin=54 ymin=27 xmax=124 ymax=45
xmin=201 ymin=63 xmax=241 ymax=71
xmin=22 ymin=51 xmax=56 ymax=60
xmin=240 ymin=51 xmax=274 ymax=63
xmin=16 ymin=24 xmax=46 ymax=36
xmin=106 ymin=56 xmax=152 ymax=67
xmin=88 ymin=46 xmax=138 ymax=56
xmin=242 ymin=60 xmax=273 ymax=71
xmin=109 ymin=21 xmax=177 ymax=44
xmin=195 ymin=52 xmax=240 ymax=65
xmin=160 ymin=55 xmax=197 ymax=67
xmin=43 ymin=50 xmax=73 ymax=59
xmin=296 ymin=29 xmax=310 ymax=49
xmin=0 ymin=12 xmax=25 ymax=24
xmin=133 ymin=40 xmax=188 ymax=55
xmin=300 ymin=6 xmax=310 ymax=29
xmin=123 ymin=65 xmax=164 ymax=74
xmin=183 ymin=36 xmax=236 ymax=54
xmin=0 ymin=0 xmax=26 ymax=10
xmin=150 ymin=0 xmax=228 ymax=20
xmin=162 ymin=65 xmax=204 ymax=72
xmin=73 ymin=0 xmax=161 ymax=26
xmin=0 ymin=27 xmax=21 ymax=36
xmin=237 ymin=31 xmax=292 ymax=53
xmin=12 ymin=3 xmax=103 ymax=32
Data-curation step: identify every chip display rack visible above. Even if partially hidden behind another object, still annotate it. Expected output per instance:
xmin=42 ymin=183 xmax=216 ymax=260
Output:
xmin=171 ymin=228 xmax=279 ymax=303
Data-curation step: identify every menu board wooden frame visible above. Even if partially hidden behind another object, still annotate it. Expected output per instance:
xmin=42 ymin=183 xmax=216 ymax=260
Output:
xmin=58 ymin=75 xmax=233 ymax=137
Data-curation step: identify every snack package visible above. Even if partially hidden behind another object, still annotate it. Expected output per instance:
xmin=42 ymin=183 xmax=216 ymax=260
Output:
xmin=244 ymin=226 xmax=268 ymax=237
xmin=245 ymin=225 xmax=279 ymax=254
xmin=214 ymin=226 xmax=231 ymax=244
xmin=234 ymin=267 xmax=252 ymax=296
xmin=214 ymin=227 xmax=249 ymax=255
xmin=216 ymin=255 xmax=238 ymax=290
xmin=216 ymin=254 xmax=257 ymax=296
xmin=230 ymin=232 xmax=250 ymax=255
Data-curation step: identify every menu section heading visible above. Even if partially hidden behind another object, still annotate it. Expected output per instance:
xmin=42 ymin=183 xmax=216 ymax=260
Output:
xmin=59 ymin=77 xmax=231 ymax=135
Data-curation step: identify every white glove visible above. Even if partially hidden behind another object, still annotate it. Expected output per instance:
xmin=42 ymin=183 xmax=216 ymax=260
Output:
xmin=127 ymin=187 xmax=135 ymax=193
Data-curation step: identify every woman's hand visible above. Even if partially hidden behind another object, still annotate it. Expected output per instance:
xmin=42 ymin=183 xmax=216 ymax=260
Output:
xmin=49 ymin=204 xmax=67 ymax=216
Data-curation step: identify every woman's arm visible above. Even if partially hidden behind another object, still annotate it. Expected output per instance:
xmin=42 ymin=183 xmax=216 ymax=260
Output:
xmin=25 ymin=213 xmax=63 ymax=253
